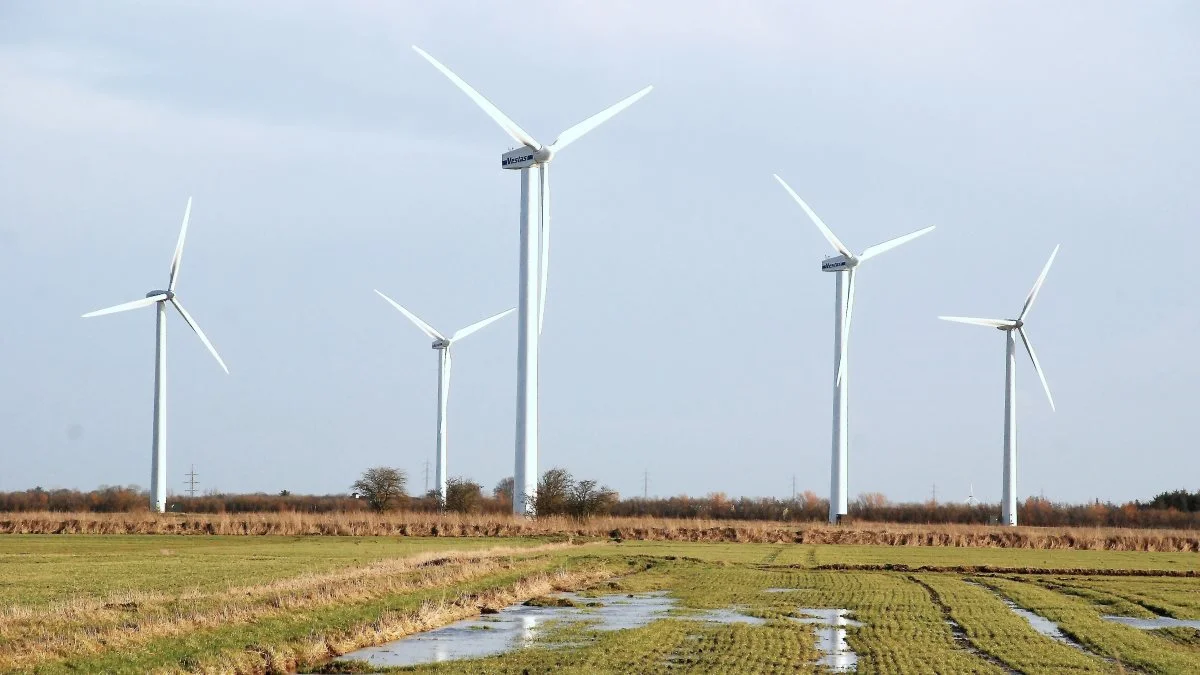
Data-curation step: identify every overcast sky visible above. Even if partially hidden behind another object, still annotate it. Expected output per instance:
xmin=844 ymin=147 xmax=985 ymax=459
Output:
xmin=1 ymin=2 xmax=1197 ymax=504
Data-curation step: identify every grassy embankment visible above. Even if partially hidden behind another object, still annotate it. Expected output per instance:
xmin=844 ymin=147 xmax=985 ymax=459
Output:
xmin=4 ymin=511 xmax=1198 ymax=551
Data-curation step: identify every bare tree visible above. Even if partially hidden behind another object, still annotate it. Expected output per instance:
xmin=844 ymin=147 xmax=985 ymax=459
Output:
xmin=535 ymin=468 xmax=574 ymax=516
xmin=568 ymin=479 xmax=618 ymax=518
xmin=493 ymin=477 xmax=514 ymax=504
xmin=351 ymin=467 xmax=407 ymax=512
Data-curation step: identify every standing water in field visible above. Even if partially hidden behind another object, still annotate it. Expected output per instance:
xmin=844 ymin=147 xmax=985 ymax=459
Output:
xmin=333 ymin=592 xmax=865 ymax=671
xmin=789 ymin=608 xmax=862 ymax=672
xmin=332 ymin=592 xmax=675 ymax=668
xmin=1103 ymin=616 xmax=1200 ymax=629
xmin=966 ymin=582 xmax=1093 ymax=653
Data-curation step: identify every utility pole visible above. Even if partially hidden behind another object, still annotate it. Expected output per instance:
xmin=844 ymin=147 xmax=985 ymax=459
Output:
xmin=184 ymin=465 xmax=199 ymax=498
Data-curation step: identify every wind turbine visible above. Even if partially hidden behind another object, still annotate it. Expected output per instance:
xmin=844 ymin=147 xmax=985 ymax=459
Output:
xmin=413 ymin=46 xmax=652 ymax=515
xmin=940 ymin=245 xmax=1059 ymax=526
xmin=774 ymin=175 xmax=935 ymax=524
xmin=375 ymin=290 xmax=513 ymax=506
xmin=82 ymin=198 xmax=228 ymax=513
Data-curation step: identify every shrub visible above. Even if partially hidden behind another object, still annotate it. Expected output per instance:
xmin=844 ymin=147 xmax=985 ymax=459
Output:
xmin=445 ymin=477 xmax=483 ymax=514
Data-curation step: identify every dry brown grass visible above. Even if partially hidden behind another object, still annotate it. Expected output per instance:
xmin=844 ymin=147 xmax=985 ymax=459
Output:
xmin=196 ymin=565 xmax=619 ymax=675
xmin=0 ymin=542 xmax=590 ymax=673
xmin=3 ymin=511 xmax=1198 ymax=551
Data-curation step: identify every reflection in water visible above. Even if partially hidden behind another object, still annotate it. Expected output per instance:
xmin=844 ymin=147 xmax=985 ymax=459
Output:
xmin=791 ymin=609 xmax=860 ymax=672
xmin=519 ymin=614 xmax=539 ymax=648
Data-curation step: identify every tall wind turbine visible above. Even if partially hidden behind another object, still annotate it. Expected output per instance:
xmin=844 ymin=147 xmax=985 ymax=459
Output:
xmin=82 ymin=198 xmax=228 ymax=513
xmin=374 ymin=290 xmax=513 ymax=506
xmin=940 ymin=246 xmax=1059 ymax=526
xmin=413 ymin=46 xmax=652 ymax=515
xmin=774 ymin=175 xmax=935 ymax=523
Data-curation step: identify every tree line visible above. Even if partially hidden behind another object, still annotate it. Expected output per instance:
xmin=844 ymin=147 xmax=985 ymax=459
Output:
xmin=1 ymin=480 xmax=1197 ymax=528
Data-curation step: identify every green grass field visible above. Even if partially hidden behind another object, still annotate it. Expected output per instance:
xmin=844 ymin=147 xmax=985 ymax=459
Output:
xmin=1 ymin=535 xmax=1197 ymax=673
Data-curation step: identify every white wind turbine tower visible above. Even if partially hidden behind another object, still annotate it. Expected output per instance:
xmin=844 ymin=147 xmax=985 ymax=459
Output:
xmin=413 ymin=46 xmax=652 ymax=515
xmin=774 ymin=175 xmax=935 ymax=524
xmin=940 ymin=246 xmax=1059 ymax=526
xmin=375 ymin=290 xmax=513 ymax=506
xmin=82 ymin=198 xmax=228 ymax=513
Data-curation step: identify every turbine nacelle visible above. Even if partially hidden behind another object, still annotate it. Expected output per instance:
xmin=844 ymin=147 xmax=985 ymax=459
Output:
xmin=432 ymin=338 xmax=450 ymax=350
xmin=997 ymin=320 xmax=1024 ymax=331
xmin=821 ymin=255 xmax=858 ymax=272
xmin=147 ymin=290 xmax=175 ymax=300
xmin=501 ymin=146 xmax=539 ymax=170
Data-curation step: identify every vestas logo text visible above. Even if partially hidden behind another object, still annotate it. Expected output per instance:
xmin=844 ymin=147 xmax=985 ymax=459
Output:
xmin=822 ymin=260 xmax=848 ymax=269
xmin=502 ymin=154 xmax=535 ymax=166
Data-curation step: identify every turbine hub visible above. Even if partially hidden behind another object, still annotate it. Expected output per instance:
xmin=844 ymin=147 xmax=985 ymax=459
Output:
xmin=432 ymin=339 xmax=449 ymax=350
xmin=147 ymin=290 xmax=174 ymax=300
xmin=533 ymin=146 xmax=554 ymax=163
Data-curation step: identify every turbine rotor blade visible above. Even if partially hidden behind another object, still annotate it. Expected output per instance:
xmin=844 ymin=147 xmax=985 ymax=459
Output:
xmin=1018 ymin=326 xmax=1054 ymax=411
xmin=374 ymin=290 xmax=445 ymax=341
xmin=859 ymin=225 xmax=936 ymax=262
xmin=451 ymin=308 xmax=516 ymax=343
xmin=836 ymin=269 xmax=856 ymax=386
xmin=538 ymin=163 xmax=550 ymax=334
xmin=938 ymin=316 xmax=1017 ymax=328
xmin=412 ymin=46 xmax=541 ymax=151
xmin=170 ymin=298 xmax=229 ymax=374
xmin=168 ymin=197 xmax=193 ymax=291
xmin=82 ymin=295 xmax=166 ymax=318
xmin=548 ymin=85 xmax=653 ymax=153
xmin=772 ymin=175 xmax=855 ymax=260
xmin=1018 ymin=244 xmax=1060 ymax=321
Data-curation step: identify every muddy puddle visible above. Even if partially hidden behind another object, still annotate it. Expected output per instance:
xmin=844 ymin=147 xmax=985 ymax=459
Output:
xmin=1103 ymin=615 xmax=1200 ymax=629
xmin=331 ymin=593 xmax=860 ymax=671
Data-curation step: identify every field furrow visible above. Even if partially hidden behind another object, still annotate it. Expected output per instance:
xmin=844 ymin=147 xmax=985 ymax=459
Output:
xmin=979 ymin=576 xmax=1200 ymax=674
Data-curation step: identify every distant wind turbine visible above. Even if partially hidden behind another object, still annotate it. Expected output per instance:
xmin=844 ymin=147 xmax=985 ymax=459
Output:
xmin=375 ymin=290 xmax=513 ymax=505
xmin=774 ymin=175 xmax=935 ymax=523
xmin=82 ymin=198 xmax=228 ymax=513
xmin=940 ymin=245 xmax=1059 ymax=526
xmin=413 ymin=46 xmax=652 ymax=515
